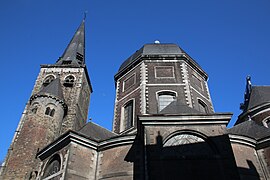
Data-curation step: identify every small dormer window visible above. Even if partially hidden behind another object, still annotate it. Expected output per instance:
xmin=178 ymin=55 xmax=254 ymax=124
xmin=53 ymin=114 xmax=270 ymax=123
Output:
xmin=43 ymin=75 xmax=55 ymax=87
xmin=62 ymin=60 xmax=72 ymax=65
xmin=76 ymin=52 xmax=84 ymax=63
xmin=63 ymin=75 xmax=75 ymax=87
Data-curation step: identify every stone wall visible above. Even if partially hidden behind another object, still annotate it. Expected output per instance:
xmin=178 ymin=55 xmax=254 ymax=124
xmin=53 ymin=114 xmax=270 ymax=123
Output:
xmin=98 ymin=145 xmax=133 ymax=179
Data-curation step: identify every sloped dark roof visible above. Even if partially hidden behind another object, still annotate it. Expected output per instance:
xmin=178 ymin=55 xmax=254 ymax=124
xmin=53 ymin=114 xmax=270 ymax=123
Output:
xmin=56 ymin=20 xmax=85 ymax=66
xmin=247 ymin=86 xmax=270 ymax=110
xmin=39 ymin=78 xmax=64 ymax=101
xmin=78 ymin=122 xmax=117 ymax=141
xmin=159 ymin=100 xmax=204 ymax=115
xmin=228 ymin=120 xmax=270 ymax=140
xmin=118 ymin=44 xmax=184 ymax=73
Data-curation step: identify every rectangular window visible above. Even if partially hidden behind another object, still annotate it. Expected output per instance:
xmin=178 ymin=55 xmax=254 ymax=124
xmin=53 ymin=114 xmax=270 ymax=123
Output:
xmin=124 ymin=101 xmax=133 ymax=129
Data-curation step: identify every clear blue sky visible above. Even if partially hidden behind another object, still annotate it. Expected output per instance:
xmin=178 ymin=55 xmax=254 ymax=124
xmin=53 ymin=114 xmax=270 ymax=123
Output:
xmin=1 ymin=0 xmax=270 ymax=161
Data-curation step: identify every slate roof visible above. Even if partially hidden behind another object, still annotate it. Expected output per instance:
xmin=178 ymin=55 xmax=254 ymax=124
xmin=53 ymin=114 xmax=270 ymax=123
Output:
xmin=78 ymin=122 xmax=117 ymax=141
xmin=56 ymin=19 xmax=85 ymax=66
xmin=247 ymin=86 xmax=270 ymax=110
xmin=228 ymin=120 xmax=270 ymax=140
xmin=118 ymin=44 xmax=184 ymax=73
xmin=38 ymin=78 xmax=64 ymax=101
xmin=159 ymin=100 xmax=204 ymax=115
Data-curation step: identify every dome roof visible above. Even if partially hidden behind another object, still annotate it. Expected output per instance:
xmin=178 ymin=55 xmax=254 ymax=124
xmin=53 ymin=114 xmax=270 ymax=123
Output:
xmin=118 ymin=43 xmax=184 ymax=73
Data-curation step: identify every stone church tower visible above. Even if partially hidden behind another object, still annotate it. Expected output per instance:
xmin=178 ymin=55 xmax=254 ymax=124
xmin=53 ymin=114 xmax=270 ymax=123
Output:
xmin=1 ymin=19 xmax=92 ymax=179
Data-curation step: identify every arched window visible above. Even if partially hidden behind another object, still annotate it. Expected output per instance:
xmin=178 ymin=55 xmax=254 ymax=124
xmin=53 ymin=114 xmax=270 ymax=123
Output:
xmin=45 ymin=107 xmax=51 ymax=115
xmin=163 ymin=133 xmax=215 ymax=156
xmin=63 ymin=75 xmax=75 ymax=87
xmin=45 ymin=107 xmax=55 ymax=117
xmin=43 ymin=154 xmax=61 ymax=178
xmin=263 ymin=118 xmax=270 ymax=128
xmin=50 ymin=109 xmax=55 ymax=117
xmin=31 ymin=107 xmax=38 ymax=114
xmin=31 ymin=103 xmax=39 ymax=114
xmin=198 ymin=99 xmax=208 ymax=113
xmin=164 ymin=134 xmax=205 ymax=147
xmin=121 ymin=100 xmax=134 ymax=131
xmin=158 ymin=91 xmax=176 ymax=111
xmin=43 ymin=75 xmax=55 ymax=87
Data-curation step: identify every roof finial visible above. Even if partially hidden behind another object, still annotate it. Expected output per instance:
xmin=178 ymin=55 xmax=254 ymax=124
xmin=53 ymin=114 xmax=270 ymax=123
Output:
xmin=154 ymin=40 xmax=160 ymax=44
xmin=240 ymin=75 xmax=252 ymax=111
xmin=84 ymin=11 xmax=88 ymax=20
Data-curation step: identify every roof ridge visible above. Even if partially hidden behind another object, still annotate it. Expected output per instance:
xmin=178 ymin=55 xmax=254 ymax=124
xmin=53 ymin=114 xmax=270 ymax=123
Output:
xmin=89 ymin=121 xmax=117 ymax=135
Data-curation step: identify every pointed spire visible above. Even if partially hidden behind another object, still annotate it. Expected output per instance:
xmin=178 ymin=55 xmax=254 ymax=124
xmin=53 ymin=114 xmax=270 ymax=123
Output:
xmin=56 ymin=19 xmax=85 ymax=65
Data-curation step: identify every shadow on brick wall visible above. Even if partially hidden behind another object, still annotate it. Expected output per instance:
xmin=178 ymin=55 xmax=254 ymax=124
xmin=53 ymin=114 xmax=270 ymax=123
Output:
xmin=126 ymin=133 xmax=247 ymax=180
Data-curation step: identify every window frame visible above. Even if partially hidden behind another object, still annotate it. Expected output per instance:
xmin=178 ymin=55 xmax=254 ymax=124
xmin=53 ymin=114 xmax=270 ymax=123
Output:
xmin=198 ymin=99 xmax=208 ymax=113
xmin=120 ymin=99 xmax=135 ymax=132
xmin=42 ymin=154 xmax=62 ymax=179
xmin=45 ymin=104 xmax=56 ymax=117
xmin=156 ymin=90 xmax=177 ymax=112
xmin=43 ymin=75 xmax=56 ymax=87
xmin=63 ymin=75 xmax=76 ymax=87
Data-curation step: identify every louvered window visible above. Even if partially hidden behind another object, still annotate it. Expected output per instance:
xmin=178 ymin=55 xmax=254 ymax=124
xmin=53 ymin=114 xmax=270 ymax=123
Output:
xmin=63 ymin=75 xmax=75 ymax=87
xmin=43 ymin=75 xmax=55 ymax=87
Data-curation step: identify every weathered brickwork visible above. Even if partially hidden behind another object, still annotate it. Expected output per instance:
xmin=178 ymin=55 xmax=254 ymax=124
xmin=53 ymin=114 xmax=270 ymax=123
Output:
xmin=146 ymin=61 xmax=183 ymax=84
xmin=141 ymin=115 xmax=239 ymax=180
xmin=231 ymin=143 xmax=267 ymax=180
xmin=2 ymin=95 xmax=66 ymax=179
xmin=1 ymin=64 xmax=91 ymax=179
xmin=99 ymin=145 xmax=133 ymax=179
xmin=37 ymin=66 xmax=91 ymax=132
xmin=38 ymin=147 xmax=70 ymax=179
xmin=147 ymin=85 xmax=186 ymax=113
xmin=63 ymin=143 xmax=96 ymax=180
xmin=113 ymin=63 xmax=142 ymax=133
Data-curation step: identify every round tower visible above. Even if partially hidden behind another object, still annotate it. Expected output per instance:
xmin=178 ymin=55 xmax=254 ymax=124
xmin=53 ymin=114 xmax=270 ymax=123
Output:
xmin=1 ymin=78 xmax=67 ymax=179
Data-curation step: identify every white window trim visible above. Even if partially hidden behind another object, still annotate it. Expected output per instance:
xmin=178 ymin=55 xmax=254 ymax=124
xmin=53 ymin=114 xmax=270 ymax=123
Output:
xmin=120 ymin=98 xmax=135 ymax=132
xmin=197 ymin=98 xmax=208 ymax=113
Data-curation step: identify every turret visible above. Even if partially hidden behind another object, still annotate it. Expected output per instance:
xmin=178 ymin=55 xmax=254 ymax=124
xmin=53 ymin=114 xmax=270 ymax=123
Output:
xmin=113 ymin=43 xmax=214 ymax=134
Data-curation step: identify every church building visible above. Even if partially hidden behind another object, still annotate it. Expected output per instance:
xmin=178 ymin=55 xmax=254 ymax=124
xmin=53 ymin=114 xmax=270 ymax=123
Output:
xmin=1 ymin=19 xmax=270 ymax=180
